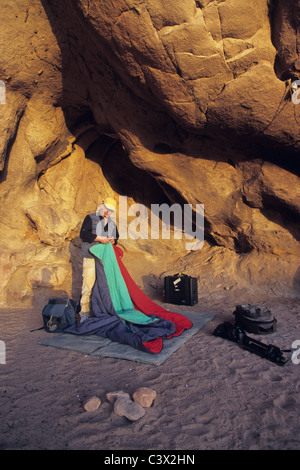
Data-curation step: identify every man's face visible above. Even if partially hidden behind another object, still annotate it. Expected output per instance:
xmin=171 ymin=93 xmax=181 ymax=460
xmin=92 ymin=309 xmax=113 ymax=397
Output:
xmin=100 ymin=204 xmax=111 ymax=218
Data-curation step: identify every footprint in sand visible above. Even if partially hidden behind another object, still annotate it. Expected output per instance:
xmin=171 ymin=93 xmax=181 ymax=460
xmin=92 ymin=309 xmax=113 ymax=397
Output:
xmin=269 ymin=374 xmax=283 ymax=382
xmin=273 ymin=393 xmax=299 ymax=412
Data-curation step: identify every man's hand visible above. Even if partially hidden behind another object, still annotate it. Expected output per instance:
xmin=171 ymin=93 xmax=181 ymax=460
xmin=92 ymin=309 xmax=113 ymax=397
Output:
xmin=95 ymin=236 xmax=115 ymax=244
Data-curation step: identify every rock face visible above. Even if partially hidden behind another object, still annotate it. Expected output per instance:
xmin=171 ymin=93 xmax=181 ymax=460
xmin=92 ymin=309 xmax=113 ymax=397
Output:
xmin=0 ymin=0 xmax=299 ymax=308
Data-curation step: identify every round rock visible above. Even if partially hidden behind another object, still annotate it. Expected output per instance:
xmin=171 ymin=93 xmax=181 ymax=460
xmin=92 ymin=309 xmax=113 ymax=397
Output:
xmin=133 ymin=387 xmax=157 ymax=408
xmin=83 ymin=396 xmax=101 ymax=412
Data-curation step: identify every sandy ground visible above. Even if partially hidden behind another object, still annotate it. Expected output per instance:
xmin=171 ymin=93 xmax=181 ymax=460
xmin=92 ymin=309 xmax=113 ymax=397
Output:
xmin=0 ymin=290 xmax=300 ymax=451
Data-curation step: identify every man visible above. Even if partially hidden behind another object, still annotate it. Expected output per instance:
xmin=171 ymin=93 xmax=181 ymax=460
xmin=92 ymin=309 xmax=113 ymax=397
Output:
xmin=79 ymin=197 xmax=119 ymax=318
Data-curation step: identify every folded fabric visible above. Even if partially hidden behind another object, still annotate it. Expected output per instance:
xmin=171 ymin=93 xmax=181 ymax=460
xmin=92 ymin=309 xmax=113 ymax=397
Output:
xmin=66 ymin=243 xmax=192 ymax=354
xmin=91 ymin=243 xmax=158 ymax=325
xmin=113 ymin=245 xmax=193 ymax=337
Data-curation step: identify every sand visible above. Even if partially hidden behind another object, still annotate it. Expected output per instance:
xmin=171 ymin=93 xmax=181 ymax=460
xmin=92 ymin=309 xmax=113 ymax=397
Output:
xmin=0 ymin=291 xmax=300 ymax=451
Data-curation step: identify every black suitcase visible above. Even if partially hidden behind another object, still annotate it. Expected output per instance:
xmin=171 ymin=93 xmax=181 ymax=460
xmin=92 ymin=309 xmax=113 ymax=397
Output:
xmin=164 ymin=273 xmax=198 ymax=306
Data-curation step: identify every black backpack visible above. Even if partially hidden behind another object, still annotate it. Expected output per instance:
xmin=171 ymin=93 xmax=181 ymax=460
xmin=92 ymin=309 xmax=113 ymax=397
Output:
xmin=42 ymin=298 xmax=77 ymax=333
xmin=233 ymin=304 xmax=277 ymax=335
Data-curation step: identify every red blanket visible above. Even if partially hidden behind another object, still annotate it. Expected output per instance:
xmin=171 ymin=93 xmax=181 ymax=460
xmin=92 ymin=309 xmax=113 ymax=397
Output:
xmin=113 ymin=245 xmax=193 ymax=353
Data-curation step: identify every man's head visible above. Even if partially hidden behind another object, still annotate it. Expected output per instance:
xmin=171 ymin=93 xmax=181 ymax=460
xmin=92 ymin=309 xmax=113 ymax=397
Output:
xmin=96 ymin=197 xmax=117 ymax=217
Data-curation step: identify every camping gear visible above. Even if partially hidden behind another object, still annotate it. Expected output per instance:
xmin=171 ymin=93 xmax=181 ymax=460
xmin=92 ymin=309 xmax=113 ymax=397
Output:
xmin=113 ymin=246 xmax=193 ymax=343
xmin=213 ymin=321 xmax=291 ymax=366
xmin=233 ymin=304 xmax=277 ymax=335
xmin=42 ymin=298 xmax=77 ymax=333
xmin=65 ymin=243 xmax=192 ymax=354
xmin=163 ymin=273 xmax=198 ymax=306
xmin=40 ymin=311 xmax=214 ymax=366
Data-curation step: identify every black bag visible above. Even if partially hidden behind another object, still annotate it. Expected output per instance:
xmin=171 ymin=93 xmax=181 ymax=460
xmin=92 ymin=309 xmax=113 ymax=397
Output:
xmin=164 ymin=273 xmax=198 ymax=306
xmin=233 ymin=304 xmax=277 ymax=335
xmin=213 ymin=322 xmax=291 ymax=366
xmin=42 ymin=298 xmax=77 ymax=333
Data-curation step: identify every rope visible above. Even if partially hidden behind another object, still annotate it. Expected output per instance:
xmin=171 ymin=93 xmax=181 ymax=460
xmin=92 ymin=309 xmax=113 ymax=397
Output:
xmin=257 ymin=83 xmax=289 ymax=135
xmin=257 ymin=81 xmax=300 ymax=135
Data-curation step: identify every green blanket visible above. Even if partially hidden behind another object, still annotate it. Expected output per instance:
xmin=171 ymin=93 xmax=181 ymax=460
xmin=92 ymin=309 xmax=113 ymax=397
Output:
xmin=90 ymin=243 xmax=158 ymax=325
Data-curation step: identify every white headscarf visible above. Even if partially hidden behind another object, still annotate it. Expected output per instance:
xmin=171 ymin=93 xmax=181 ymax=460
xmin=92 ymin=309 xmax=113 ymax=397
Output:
xmin=95 ymin=204 xmax=104 ymax=216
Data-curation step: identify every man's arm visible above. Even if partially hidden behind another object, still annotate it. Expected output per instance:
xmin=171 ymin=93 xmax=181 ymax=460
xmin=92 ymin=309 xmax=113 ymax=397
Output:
xmin=80 ymin=215 xmax=96 ymax=243
xmin=114 ymin=225 xmax=119 ymax=245
xmin=80 ymin=215 xmax=114 ymax=244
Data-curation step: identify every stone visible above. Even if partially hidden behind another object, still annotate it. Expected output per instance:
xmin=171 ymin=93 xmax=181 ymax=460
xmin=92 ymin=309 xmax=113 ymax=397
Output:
xmin=83 ymin=396 xmax=101 ymax=412
xmin=113 ymin=396 xmax=146 ymax=422
xmin=25 ymin=204 xmax=79 ymax=246
xmin=271 ymin=0 xmax=300 ymax=80
xmin=0 ymin=0 xmax=299 ymax=309
xmin=133 ymin=387 xmax=157 ymax=408
xmin=106 ymin=390 xmax=131 ymax=404
xmin=27 ymin=263 xmax=69 ymax=288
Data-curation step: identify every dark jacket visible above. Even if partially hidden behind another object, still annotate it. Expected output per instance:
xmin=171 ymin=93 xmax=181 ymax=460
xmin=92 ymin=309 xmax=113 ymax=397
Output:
xmin=80 ymin=212 xmax=119 ymax=258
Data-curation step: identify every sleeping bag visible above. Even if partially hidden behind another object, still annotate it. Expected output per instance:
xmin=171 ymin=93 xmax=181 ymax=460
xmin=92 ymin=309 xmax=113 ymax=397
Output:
xmin=66 ymin=242 xmax=192 ymax=353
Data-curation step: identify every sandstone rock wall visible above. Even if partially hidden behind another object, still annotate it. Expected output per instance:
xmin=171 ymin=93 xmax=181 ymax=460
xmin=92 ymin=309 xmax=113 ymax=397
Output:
xmin=0 ymin=0 xmax=299 ymax=308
